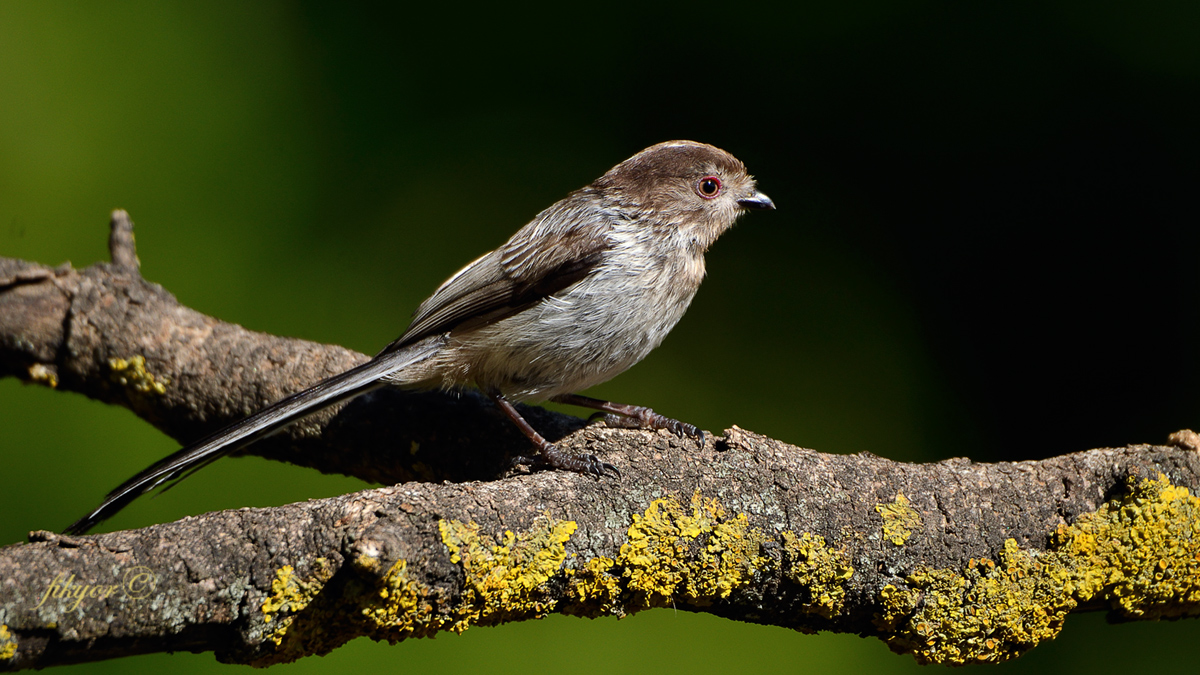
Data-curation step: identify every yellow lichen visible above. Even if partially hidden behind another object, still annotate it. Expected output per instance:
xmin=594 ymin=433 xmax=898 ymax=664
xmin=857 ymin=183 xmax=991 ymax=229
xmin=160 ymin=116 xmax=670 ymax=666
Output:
xmin=27 ymin=363 xmax=57 ymax=388
xmin=0 ymin=624 xmax=15 ymax=661
xmin=875 ymin=540 xmax=1073 ymax=664
xmin=874 ymin=474 xmax=1200 ymax=665
xmin=108 ymin=355 xmax=168 ymax=396
xmin=618 ymin=492 xmax=768 ymax=608
xmin=1052 ymin=474 xmax=1200 ymax=620
xmin=564 ymin=556 xmax=623 ymax=617
xmin=256 ymin=495 xmax=862 ymax=658
xmin=250 ymin=476 xmax=1195 ymax=665
xmin=438 ymin=515 xmax=577 ymax=630
xmin=261 ymin=559 xmax=333 ymax=647
xmin=352 ymin=552 xmax=383 ymax=576
xmin=781 ymin=531 xmax=855 ymax=618
xmin=359 ymin=559 xmax=442 ymax=640
xmin=253 ymin=555 xmax=444 ymax=666
xmin=875 ymin=584 xmax=920 ymax=633
xmin=877 ymin=492 xmax=922 ymax=545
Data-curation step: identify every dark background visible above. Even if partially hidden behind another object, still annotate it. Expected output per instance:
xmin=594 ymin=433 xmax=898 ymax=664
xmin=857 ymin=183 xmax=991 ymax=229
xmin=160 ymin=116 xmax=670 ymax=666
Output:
xmin=1 ymin=2 xmax=1197 ymax=673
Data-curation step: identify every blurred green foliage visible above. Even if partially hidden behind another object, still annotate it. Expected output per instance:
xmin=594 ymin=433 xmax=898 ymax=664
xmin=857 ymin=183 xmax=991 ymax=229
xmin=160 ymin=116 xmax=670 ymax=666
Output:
xmin=1 ymin=1 xmax=1197 ymax=672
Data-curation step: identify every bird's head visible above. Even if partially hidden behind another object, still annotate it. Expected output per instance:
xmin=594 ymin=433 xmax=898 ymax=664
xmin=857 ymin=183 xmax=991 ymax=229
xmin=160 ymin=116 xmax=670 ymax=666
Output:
xmin=594 ymin=140 xmax=774 ymax=250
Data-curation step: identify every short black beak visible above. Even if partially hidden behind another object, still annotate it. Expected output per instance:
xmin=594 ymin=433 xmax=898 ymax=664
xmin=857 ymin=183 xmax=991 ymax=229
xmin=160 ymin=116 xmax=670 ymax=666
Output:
xmin=737 ymin=191 xmax=775 ymax=210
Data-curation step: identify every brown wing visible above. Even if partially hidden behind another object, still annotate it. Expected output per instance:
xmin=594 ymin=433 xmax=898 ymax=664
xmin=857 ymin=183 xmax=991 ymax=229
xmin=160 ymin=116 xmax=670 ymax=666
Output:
xmin=377 ymin=196 xmax=612 ymax=356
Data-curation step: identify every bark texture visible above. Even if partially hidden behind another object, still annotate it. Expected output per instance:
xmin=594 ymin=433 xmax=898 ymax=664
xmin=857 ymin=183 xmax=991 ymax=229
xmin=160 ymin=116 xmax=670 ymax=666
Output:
xmin=1 ymin=212 xmax=1198 ymax=670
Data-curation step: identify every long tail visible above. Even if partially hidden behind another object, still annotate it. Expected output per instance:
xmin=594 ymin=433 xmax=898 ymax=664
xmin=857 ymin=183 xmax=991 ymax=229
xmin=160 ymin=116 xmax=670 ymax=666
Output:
xmin=64 ymin=339 xmax=443 ymax=535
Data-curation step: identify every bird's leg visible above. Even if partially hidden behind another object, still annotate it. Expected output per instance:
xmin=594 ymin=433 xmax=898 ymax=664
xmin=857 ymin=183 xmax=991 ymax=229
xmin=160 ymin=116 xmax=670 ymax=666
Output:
xmin=487 ymin=390 xmax=618 ymax=478
xmin=551 ymin=393 xmax=705 ymax=442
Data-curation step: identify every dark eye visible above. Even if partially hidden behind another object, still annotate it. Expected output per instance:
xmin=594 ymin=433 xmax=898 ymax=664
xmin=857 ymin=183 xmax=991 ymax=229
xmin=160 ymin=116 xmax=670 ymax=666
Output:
xmin=696 ymin=176 xmax=722 ymax=199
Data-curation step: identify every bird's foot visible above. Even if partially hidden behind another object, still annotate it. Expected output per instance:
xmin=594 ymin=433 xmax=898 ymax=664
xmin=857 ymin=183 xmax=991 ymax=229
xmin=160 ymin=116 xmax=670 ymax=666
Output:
xmin=511 ymin=444 xmax=619 ymax=479
xmin=590 ymin=408 xmax=707 ymax=445
xmin=554 ymin=393 xmax=706 ymax=445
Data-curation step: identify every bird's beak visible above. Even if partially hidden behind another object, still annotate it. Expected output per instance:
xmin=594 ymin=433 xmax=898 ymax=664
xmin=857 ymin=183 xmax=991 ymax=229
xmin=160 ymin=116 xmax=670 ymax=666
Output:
xmin=737 ymin=191 xmax=775 ymax=210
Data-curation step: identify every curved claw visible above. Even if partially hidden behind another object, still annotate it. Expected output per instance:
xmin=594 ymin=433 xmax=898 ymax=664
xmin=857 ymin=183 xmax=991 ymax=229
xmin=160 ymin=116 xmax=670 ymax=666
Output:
xmin=590 ymin=457 xmax=620 ymax=479
xmin=509 ymin=455 xmax=541 ymax=472
xmin=663 ymin=417 xmax=703 ymax=439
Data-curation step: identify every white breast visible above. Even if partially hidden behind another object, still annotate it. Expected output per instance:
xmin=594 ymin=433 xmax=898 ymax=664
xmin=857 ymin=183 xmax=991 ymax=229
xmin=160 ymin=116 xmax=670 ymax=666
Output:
xmin=438 ymin=224 xmax=706 ymax=401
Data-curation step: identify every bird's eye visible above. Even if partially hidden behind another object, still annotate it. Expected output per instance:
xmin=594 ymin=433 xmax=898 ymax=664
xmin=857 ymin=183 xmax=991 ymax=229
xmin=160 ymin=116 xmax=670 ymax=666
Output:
xmin=696 ymin=176 xmax=722 ymax=199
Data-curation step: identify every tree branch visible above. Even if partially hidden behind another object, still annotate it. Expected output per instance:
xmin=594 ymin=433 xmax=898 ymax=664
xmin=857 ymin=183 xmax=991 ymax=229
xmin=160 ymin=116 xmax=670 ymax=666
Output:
xmin=1 ymin=212 xmax=1198 ymax=670
xmin=0 ymin=211 xmax=583 ymax=486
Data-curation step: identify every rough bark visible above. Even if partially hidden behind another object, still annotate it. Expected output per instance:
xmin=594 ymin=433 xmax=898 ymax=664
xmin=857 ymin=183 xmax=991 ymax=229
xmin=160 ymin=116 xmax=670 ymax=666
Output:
xmin=1 ymin=212 xmax=1198 ymax=670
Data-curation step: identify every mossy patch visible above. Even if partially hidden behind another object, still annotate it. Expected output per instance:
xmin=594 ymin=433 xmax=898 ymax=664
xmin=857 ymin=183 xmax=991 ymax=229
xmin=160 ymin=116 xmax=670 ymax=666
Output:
xmin=877 ymin=492 xmax=921 ymax=545
xmin=874 ymin=474 xmax=1200 ymax=665
xmin=438 ymin=515 xmax=578 ymax=630
xmin=781 ymin=531 xmax=855 ymax=619
xmin=0 ymin=624 xmax=16 ymax=661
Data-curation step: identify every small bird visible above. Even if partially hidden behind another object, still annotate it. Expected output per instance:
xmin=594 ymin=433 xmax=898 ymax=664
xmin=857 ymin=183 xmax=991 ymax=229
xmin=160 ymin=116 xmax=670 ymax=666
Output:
xmin=65 ymin=140 xmax=773 ymax=534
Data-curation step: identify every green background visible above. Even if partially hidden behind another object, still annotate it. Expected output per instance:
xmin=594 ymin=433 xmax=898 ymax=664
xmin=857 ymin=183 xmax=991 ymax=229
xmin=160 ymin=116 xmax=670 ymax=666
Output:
xmin=2 ymin=1 xmax=1198 ymax=672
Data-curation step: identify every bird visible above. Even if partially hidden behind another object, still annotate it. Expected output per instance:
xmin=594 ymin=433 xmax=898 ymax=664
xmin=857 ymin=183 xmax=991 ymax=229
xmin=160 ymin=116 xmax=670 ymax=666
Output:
xmin=64 ymin=140 xmax=774 ymax=535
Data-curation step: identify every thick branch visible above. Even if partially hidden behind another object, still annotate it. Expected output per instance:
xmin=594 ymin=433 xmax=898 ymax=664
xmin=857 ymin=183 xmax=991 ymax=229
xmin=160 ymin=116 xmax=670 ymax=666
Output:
xmin=1 ymin=214 xmax=1198 ymax=670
